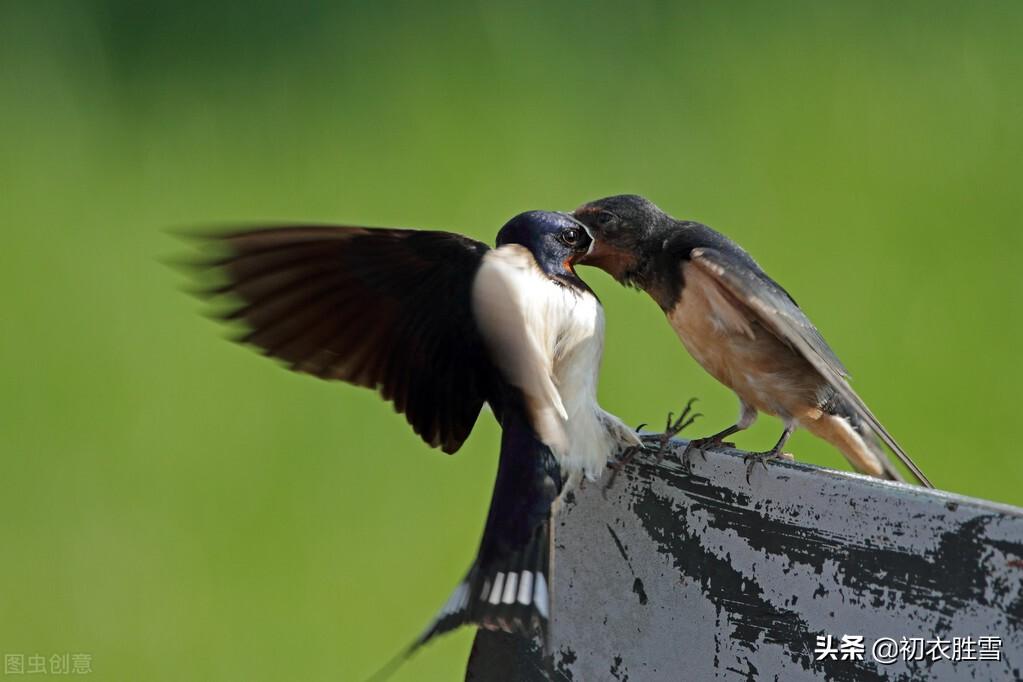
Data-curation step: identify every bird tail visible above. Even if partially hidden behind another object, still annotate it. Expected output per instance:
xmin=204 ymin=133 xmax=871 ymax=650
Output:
xmin=415 ymin=410 xmax=559 ymax=650
xmin=367 ymin=413 xmax=560 ymax=682
xmin=851 ymin=415 xmax=905 ymax=483
xmin=366 ymin=518 xmax=552 ymax=682
xmin=415 ymin=517 xmax=552 ymax=650
xmin=809 ymin=400 xmax=905 ymax=483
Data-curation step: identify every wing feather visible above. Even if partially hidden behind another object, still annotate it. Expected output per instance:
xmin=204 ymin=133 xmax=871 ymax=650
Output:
xmin=191 ymin=225 xmax=496 ymax=454
xmin=689 ymin=247 xmax=932 ymax=487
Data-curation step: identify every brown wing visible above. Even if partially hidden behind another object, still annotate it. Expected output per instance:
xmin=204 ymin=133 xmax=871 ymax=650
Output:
xmin=689 ymin=247 xmax=932 ymax=488
xmin=192 ymin=225 xmax=497 ymax=454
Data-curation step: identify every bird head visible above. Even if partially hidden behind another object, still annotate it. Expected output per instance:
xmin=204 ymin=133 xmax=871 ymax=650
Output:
xmin=571 ymin=194 xmax=670 ymax=284
xmin=496 ymin=210 xmax=593 ymax=278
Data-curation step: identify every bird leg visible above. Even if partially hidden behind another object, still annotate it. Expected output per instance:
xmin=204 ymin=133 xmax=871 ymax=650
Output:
xmin=605 ymin=423 xmax=657 ymax=492
xmin=677 ymin=424 xmax=745 ymax=472
xmin=742 ymin=424 xmax=796 ymax=483
xmin=605 ymin=400 xmax=700 ymax=491
xmin=678 ymin=399 xmax=758 ymax=472
xmin=640 ymin=398 xmax=702 ymax=463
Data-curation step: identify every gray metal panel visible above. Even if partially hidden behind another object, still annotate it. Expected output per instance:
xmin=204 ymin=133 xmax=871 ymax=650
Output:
xmin=467 ymin=440 xmax=1023 ymax=681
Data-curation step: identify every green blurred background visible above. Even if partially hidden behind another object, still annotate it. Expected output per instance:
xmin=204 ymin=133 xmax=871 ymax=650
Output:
xmin=2 ymin=1 xmax=1021 ymax=679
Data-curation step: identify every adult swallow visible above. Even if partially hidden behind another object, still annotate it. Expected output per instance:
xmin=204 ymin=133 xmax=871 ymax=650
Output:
xmin=571 ymin=194 xmax=932 ymax=487
xmin=186 ymin=210 xmax=640 ymax=656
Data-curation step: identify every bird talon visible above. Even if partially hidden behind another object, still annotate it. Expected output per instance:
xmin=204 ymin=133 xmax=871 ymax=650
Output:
xmin=648 ymin=399 xmax=702 ymax=463
xmin=608 ymin=399 xmax=700 ymax=484
xmin=604 ymin=443 xmax=646 ymax=491
xmin=743 ymin=450 xmax=781 ymax=484
xmin=666 ymin=398 xmax=700 ymax=436
xmin=680 ymin=440 xmax=702 ymax=473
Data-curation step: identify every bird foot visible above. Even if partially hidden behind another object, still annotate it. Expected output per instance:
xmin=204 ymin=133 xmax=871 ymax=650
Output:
xmin=605 ymin=422 xmax=653 ymax=492
xmin=678 ymin=435 xmax=741 ymax=472
xmin=641 ymin=398 xmax=701 ymax=463
xmin=605 ymin=403 xmax=699 ymax=492
xmin=743 ymin=449 xmax=784 ymax=483
xmin=605 ymin=444 xmax=655 ymax=493
xmin=679 ymin=437 xmax=713 ymax=473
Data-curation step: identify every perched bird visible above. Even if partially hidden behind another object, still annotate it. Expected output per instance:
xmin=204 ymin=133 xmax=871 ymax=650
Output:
xmin=185 ymin=210 xmax=640 ymax=656
xmin=571 ymin=194 xmax=932 ymax=487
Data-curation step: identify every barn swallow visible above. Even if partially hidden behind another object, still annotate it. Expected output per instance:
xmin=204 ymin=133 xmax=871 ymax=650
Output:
xmin=185 ymin=210 xmax=640 ymax=658
xmin=571 ymin=195 xmax=932 ymax=488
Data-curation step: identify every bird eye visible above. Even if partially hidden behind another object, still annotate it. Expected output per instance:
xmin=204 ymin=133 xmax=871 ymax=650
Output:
xmin=560 ymin=227 xmax=582 ymax=246
xmin=596 ymin=211 xmax=617 ymax=227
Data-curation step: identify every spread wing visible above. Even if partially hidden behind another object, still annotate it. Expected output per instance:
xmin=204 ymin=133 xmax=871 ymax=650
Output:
xmin=689 ymin=247 xmax=932 ymax=487
xmin=190 ymin=225 xmax=497 ymax=454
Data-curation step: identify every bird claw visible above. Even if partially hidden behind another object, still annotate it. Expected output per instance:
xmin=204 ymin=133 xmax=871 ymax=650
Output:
xmin=648 ymin=398 xmax=702 ymax=463
xmin=679 ymin=437 xmax=711 ymax=473
xmin=604 ymin=443 xmax=648 ymax=493
xmin=665 ymin=398 xmax=701 ymax=438
xmin=604 ymin=401 xmax=700 ymax=491
xmin=743 ymin=450 xmax=782 ymax=484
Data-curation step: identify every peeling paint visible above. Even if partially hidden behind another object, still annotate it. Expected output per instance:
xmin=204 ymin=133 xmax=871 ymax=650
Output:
xmin=610 ymin=654 xmax=629 ymax=681
xmin=631 ymin=578 xmax=648 ymax=606
xmin=468 ymin=441 xmax=1023 ymax=681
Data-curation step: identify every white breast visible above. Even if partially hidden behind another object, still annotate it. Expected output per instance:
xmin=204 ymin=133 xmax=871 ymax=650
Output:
xmin=471 ymin=245 xmax=633 ymax=486
xmin=549 ymin=288 xmax=613 ymax=481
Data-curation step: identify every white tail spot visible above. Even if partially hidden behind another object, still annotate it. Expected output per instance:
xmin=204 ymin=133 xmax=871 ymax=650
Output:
xmin=502 ymin=573 xmax=519 ymax=604
xmin=517 ymin=571 xmax=534 ymax=606
xmin=488 ymin=573 xmax=506 ymax=605
xmin=534 ymin=573 xmax=550 ymax=619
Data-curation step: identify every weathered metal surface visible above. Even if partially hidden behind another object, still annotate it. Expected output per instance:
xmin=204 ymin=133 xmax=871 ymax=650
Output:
xmin=466 ymin=439 xmax=1023 ymax=681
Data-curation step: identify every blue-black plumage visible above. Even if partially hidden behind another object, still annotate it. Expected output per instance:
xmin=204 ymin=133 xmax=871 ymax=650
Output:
xmin=186 ymin=209 xmax=640 ymax=668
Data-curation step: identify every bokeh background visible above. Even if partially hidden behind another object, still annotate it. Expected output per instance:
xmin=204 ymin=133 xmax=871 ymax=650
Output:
xmin=2 ymin=1 xmax=1021 ymax=679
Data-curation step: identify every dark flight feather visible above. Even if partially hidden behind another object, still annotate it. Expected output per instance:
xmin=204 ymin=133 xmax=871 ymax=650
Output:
xmin=192 ymin=225 xmax=497 ymax=454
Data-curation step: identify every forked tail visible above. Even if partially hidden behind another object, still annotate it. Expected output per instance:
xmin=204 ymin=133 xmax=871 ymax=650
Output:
xmin=367 ymin=411 xmax=561 ymax=681
xmin=416 ymin=517 xmax=552 ymax=649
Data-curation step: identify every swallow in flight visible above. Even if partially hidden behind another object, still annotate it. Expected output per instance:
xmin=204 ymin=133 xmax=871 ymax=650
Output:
xmin=571 ymin=195 xmax=932 ymax=487
xmin=186 ymin=210 xmax=640 ymax=657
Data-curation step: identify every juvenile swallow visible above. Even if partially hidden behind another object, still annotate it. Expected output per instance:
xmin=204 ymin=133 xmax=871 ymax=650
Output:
xmin=572 ymin=194 xmax=932 ymax=487
xmin=186 ymin=210 xmax=640 ymax=656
